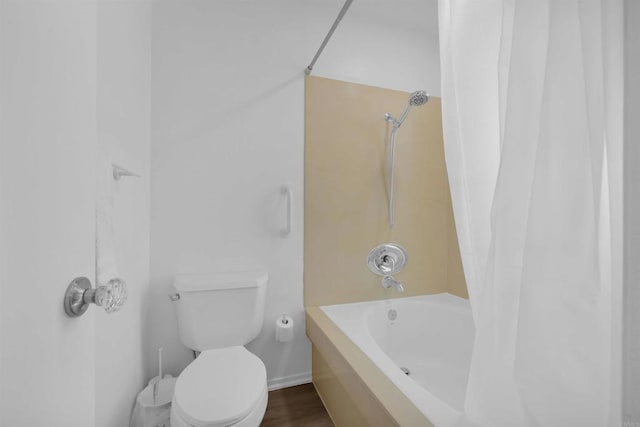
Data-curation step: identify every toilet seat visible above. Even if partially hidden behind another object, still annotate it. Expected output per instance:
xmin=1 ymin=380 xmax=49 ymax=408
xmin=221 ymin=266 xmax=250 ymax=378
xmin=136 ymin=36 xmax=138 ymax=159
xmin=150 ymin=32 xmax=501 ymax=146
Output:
xmin=172 ymin=346 xmax=267 ymax=427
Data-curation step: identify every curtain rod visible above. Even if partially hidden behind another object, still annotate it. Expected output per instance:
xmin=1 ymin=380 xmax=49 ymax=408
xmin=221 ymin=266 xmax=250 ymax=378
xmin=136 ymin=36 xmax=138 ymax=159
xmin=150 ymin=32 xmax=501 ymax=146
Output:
xmin=305 ymin=0 xmax=355 ymax=75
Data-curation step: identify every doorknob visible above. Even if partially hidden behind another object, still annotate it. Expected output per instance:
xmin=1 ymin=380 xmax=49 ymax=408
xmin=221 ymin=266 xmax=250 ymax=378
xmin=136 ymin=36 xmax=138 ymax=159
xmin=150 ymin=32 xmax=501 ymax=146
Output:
xmin=63 ymin=276 xmax=127 ymax=317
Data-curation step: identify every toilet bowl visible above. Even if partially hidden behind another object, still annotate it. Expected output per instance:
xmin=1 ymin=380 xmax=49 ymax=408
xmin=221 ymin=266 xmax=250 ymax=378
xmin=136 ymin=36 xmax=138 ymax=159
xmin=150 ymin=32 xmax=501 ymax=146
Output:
xmin=170 ymin=347 xmax=267 ymax=427
xmin=169 ymin=272 xmax=269 ymax=427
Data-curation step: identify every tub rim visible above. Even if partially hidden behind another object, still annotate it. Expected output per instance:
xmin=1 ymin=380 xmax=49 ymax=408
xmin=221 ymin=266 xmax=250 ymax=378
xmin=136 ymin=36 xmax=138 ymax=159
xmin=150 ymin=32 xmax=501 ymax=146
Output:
xmin=306 ymin=305 xmax=434 ymax=426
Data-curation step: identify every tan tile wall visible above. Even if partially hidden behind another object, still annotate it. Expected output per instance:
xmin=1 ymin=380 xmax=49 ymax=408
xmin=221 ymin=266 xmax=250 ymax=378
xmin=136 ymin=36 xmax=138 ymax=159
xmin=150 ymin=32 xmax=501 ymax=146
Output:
xmin=304 ymin=76 xmax=467 ymax=306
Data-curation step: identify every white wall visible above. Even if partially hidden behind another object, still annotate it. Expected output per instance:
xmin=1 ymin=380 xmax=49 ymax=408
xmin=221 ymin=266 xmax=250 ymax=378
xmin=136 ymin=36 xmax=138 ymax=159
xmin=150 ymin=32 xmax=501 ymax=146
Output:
xmin=0 ymin=1 xmax=151 ymax=425
xmin=0 ymin=1 xmax=97 ymax=425
xmin=311 ymin=0 xmax=441 ymax=94
xmin=150 ymin=0 xmax=440 ymax=388
xmin=624 ymin=0 xmax=640 ymax=422
xmin=96 ymin=1 xmax=151 ymax=426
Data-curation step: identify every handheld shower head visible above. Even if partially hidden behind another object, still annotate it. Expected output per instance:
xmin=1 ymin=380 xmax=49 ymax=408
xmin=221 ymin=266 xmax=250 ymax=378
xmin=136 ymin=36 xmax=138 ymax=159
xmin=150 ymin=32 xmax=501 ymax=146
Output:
xmin=409 ymin=90 xmax=429 ymax=106
xmin=391 ymin=90 xmax=429 ymax=127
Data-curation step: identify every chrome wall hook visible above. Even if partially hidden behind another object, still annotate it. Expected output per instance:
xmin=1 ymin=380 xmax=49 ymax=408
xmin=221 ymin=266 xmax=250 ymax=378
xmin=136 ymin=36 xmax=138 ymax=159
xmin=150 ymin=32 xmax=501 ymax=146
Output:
xmin=112 ymin=164 xmax=140 ymax=181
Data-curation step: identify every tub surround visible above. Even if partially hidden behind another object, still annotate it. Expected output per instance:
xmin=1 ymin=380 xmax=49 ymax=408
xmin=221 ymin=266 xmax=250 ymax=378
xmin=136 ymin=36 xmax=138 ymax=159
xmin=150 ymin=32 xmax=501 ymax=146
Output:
xmin=304 ymin=76 xmax=468 ymax=426
xmin=306 ymin=306 xmax=433 ymax=426
xmin=304 ymin=76 xmax=467 ymax=307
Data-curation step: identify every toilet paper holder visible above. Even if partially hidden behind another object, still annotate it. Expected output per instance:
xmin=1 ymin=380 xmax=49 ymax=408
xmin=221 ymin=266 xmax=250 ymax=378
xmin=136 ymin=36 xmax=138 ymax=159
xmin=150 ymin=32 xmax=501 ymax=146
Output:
xmin=276 ymin=313 xmax=294 ymax=343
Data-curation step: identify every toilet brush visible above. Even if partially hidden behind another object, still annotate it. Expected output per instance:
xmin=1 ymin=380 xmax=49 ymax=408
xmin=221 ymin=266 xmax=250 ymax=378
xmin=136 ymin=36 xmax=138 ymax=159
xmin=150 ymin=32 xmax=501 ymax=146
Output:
xmin=153 ymin=348 xmax=163 ymax=404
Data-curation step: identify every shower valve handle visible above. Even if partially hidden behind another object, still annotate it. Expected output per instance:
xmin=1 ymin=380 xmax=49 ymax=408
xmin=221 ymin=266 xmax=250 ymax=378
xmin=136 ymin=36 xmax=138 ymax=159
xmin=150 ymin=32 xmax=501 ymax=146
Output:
xmin=367 ymin=243 xmax=407 ymax=276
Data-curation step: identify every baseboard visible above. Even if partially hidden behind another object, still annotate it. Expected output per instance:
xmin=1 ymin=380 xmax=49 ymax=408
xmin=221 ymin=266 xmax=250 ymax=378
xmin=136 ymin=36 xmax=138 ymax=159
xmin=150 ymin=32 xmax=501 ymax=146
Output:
xmin=267 ymin=371 xmax=312 ymax=391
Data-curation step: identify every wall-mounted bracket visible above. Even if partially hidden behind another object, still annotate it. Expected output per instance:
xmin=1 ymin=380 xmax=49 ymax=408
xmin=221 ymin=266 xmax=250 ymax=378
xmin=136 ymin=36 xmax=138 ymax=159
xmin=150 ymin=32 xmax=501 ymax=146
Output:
xmin=112 ymin=164 xmax=140 ymax=181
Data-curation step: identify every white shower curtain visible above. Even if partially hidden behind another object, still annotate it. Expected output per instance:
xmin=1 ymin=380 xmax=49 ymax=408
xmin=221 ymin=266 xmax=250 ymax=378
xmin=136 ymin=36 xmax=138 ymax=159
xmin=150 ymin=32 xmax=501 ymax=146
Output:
xmin=438 ymin=1 xmax=622 ymax=426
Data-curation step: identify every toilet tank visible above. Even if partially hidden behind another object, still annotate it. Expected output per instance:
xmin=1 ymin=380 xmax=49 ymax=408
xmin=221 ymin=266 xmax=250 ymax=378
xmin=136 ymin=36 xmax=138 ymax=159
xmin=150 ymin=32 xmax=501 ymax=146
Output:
xmin=172 ymin=271 xmax=268 ymax=351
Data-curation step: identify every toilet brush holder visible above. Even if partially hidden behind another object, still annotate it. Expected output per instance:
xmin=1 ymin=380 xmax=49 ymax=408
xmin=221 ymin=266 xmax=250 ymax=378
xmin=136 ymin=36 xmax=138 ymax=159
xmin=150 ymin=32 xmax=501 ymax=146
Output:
xmin=131 ymin=376 xmax=177 ymax=427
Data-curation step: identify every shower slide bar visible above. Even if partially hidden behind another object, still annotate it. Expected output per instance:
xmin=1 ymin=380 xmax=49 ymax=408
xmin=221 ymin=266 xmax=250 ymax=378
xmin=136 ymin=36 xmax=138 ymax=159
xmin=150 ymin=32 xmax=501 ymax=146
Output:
xmin=304 ymin=0 xmax=354 ymax=75
xmin=385 ymin=91 xmax=429 ymax=228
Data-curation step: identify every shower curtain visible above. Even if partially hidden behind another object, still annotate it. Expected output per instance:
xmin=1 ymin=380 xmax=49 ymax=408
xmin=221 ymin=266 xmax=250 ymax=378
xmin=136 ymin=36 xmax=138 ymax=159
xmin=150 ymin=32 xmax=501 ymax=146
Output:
xmin=438 ymin=1 xmax=622 ymax=426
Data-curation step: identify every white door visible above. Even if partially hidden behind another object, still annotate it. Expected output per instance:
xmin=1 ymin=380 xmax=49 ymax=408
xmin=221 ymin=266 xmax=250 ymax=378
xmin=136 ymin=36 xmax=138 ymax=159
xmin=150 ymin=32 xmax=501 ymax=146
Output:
xmin=0 ymin=1 xmax=97 ymax=425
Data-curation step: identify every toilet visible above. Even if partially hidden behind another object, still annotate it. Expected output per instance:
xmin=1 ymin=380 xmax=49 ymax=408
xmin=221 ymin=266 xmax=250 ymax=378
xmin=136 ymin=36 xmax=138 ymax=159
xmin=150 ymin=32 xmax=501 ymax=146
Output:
xmin=169 ymin=271 xmax=269 ymax=427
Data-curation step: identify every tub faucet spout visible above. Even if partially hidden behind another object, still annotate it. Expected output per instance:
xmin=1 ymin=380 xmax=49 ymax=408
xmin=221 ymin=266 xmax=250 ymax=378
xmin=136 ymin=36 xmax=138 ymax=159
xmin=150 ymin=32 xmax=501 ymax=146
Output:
xmin=382 ymin=275 xmax=404 ymax=292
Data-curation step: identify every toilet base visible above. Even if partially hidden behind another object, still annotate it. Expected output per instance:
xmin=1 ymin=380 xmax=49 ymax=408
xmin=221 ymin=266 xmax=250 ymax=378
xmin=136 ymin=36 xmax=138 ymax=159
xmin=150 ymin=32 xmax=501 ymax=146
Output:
xmin=170 ymin=385 xmax=268 ymax=427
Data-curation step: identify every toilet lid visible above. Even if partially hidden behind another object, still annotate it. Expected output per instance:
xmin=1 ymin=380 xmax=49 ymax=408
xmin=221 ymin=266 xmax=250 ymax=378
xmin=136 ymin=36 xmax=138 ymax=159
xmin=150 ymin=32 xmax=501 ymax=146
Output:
xmin=173 ymin=346 xmax=267 ymax=427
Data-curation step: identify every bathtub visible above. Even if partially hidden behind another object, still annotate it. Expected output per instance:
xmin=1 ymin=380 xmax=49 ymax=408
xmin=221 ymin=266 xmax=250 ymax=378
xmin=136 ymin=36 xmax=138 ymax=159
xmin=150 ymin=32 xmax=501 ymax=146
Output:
xmin=320 ymin=293 xmax=475 ymax=427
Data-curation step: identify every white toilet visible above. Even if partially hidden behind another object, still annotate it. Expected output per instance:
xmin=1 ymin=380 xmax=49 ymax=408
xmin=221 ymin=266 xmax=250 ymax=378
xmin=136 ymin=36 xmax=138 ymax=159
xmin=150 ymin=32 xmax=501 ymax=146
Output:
xmin=169 ymin=271 xmax=269 ymax=427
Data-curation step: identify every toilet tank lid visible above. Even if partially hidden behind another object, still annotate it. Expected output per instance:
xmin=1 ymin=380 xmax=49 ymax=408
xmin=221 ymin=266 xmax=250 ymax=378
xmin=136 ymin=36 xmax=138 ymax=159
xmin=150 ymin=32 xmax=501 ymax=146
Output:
xmin=173 ymin=271 xmax=268 ymax=293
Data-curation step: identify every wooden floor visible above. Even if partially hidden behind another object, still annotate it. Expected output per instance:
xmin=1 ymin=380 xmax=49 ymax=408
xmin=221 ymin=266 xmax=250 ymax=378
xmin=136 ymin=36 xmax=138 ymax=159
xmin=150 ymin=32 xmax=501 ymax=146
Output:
xmin=261 ymin=383 xmax=334 ymax=427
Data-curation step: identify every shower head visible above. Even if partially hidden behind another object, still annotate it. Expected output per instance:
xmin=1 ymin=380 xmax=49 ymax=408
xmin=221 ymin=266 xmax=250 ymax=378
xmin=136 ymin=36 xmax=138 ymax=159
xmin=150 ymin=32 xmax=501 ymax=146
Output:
xmin=389 ymin=89 xmax=429 ymax=127
xmin=409 ymin=90 xmax=429 ymax=107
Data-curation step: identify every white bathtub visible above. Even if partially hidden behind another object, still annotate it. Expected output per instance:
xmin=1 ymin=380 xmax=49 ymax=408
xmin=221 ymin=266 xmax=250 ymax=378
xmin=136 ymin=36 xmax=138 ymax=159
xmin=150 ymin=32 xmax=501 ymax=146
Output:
xmin=321 ymin=293 xmax=476 ymax=427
